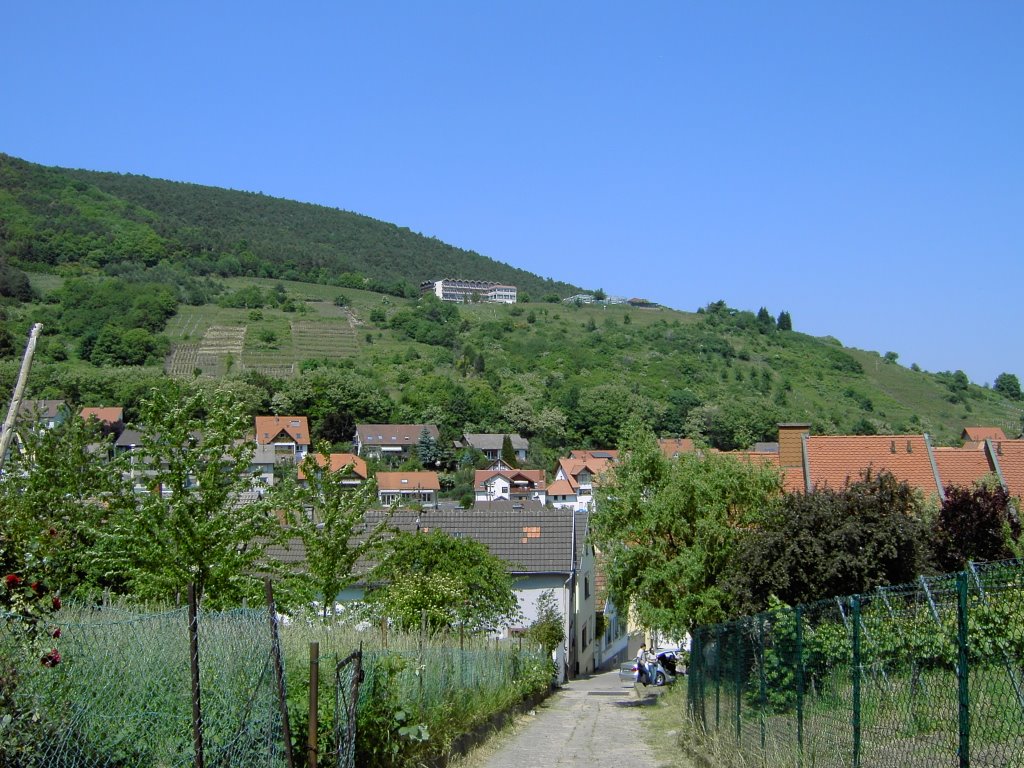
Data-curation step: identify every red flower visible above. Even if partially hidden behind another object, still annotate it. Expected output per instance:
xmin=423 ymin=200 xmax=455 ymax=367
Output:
xmin=41 ymin=649 xmax=61 ymax=668
xmin=31 ymin=581 xmax=44 ymax=594
xmin=51 ymin=627 xmax=62 ymax=639
xmin=3 ymin=574 xmax=21 ymax=588
xmin=52 ymin=596 xmax=62 ymax=611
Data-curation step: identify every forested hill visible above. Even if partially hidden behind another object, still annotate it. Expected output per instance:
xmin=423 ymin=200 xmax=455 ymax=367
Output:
xmin=0 ymin=153 xmax=579 ymax=299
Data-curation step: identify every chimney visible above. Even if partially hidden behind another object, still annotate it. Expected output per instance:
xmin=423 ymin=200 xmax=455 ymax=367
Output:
xmin=778 ymin=423 xmax=811 ymax=468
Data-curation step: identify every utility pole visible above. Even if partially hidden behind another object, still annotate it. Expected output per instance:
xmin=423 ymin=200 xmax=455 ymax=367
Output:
xmin=0 ymin=323 xmax=43 ymax=474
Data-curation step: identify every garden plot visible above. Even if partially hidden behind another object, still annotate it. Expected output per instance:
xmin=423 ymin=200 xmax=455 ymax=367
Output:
xmin=289 ymin=319 xmax=358 ymax=359
xmin=167 ymin=325 xmax=246 ymax=378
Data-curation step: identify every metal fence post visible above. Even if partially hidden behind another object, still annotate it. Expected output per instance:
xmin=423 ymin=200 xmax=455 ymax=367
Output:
xmin=851 ymin=596 xmax=861 ymax=768
xmin=265 ymin=579 xmax=295 ymax=768
xmin=187 ymin=583 xmax=204 ymax=768
xmin=715 ymin=624 xmax=722 ymax=730
xmin=796 ymin=605 xmax=804 ymax=767
xmin=957 ymin=572 xmax=970 ymax=768
xmin=308 ymin=641 xmax=320 ymax=768
xmin=758 ymin=613 xmax=767 ymax=754
xmin=735 ymin=623 xmax=743 ymax=743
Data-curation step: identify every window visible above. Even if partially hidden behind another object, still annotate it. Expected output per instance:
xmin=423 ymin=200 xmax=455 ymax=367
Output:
xmin=584 ymin=576 xmax=590 ymax=599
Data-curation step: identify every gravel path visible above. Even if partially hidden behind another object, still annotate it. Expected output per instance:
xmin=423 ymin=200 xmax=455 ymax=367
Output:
xmin=476 ymin=668 xmax=667 ymax=768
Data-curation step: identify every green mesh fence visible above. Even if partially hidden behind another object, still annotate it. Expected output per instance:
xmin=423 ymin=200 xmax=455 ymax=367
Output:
xmin=333 ymin=650 xmax=362 ymax=768
xmin=1 ymin=602 xmax=288 ymax=767
xmin=687 ymin=560 xmax=1024 ymax=768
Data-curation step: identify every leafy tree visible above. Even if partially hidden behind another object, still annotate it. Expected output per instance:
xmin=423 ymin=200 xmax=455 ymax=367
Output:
xmin=726 ymin=471 xmax=931 ymax=615
xmin=777 ymin=310 xmax=792 ymax=331
xmin=282 ymin=449 xmax=390 ymax=618
xmin=97 ymin=384 xmax=278 ymax=606
xmin=526 ymin=590 xmax=564 ymax=657
xmin=366 ymin=530 xmax=519 ymax=632
xmin=994 ymin=372 xmax=1022 ymax=400
xmin=416 ymin=427 xmax=442 ymax=468
xmin=500 ymin=433 xmax=517 ymax=468
xmin=932 ymin=482 xmax=1020 ymax=571
xmin=756 ymin=307 xmax=775 ymax=333
xmin=316 ymin=410 xmax=356 ymax=444
xmin=0 ymin=414 xmax=125 ymax=598
xmin=591 ymin=419 xmax=781 ymax=636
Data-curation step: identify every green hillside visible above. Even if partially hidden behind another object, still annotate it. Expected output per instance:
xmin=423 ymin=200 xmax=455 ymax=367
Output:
xmin=1 ymin=153 xmax=1021 ymax=462
xmin=0 ymin=153 xmax=578 ymax=299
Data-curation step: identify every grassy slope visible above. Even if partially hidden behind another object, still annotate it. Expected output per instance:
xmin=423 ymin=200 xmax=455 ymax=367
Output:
xmin=26 ymin=270 xmax=1008 ymax=447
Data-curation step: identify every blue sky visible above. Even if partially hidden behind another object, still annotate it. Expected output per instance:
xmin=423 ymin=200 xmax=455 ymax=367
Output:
xmin=3 ymin=2 xmax=1022 ymax=387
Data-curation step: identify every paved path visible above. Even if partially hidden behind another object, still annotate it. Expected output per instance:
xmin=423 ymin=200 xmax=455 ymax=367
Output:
xmin=477 ymin=669 xmax=664 ymax=768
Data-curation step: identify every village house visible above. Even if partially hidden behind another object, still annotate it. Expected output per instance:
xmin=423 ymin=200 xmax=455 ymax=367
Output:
xmin=254 ymin=415 xmax=310 ymax=465
xmin=266 ymin=507 xmax=597 ymax=681
xmin=353 ymin=423 xmax=439 ymax=461
xmin=458 ymin=432 xmax=529 ymax=463
xmin=375 ymin=471 xmax=440 ymax=508
xmin=550 ymin=450 xmax=618 ymax=511
xmin=297 ymin=452 xmax=368 ymax=489
xmin=474 ymin=466 xmax=547 ymax=506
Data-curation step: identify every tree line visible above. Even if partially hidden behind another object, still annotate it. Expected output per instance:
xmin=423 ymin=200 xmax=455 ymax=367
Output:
xmin=591 ymin=419 xmax=1023 ymax=639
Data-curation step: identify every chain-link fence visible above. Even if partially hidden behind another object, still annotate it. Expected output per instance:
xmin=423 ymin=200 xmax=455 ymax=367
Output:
xmin=687 ymin=560 xmax=1024 ymax=767
xmin=1 ymin=598 xmax=289 ymax=767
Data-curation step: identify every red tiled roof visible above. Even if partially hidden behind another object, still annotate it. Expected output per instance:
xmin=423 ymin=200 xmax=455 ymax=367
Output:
xmin=546 ymin=479 xmax=577 ymax=496
xmin=255 ymin=415 xmax=310 ymax=446
xmin=804 ymin=435 xmax=940 ymax=496
xmin=297 ymin=452 xmax=367 ymax=481
xmin=933 ymin=447 xmax=995 ymax=491
xmin=80 ymin=407 xmax=123 ymax=424
xmin=962 ymin=427 xmax=1007 ymax=443
xmin=375 ymin=471 xmax=440 ymax=492
xmin=658 ymin=438 xmax=696 ymax=458
xmin=993 ymin=441 xmax=1024 ymax=502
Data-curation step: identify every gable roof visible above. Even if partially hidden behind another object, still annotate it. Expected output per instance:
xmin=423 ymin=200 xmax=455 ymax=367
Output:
xmin=80 ymin=407 xmax=124 ymax=425
xmin=462 ymin=433 xmax=529 ymax=452
xmin=803 ymin=434 xmax=940 ymax=496
xmin=658 ymin=438 xmax=696 ymax=458
xmin=933 ymin=446 xmax=996 ymax=491
xmin=546 ymin=478 xmax=578 ymax=497
xmin=356 ymin=424 xmax=439 ymax=446
xmin=297 ymin=452 xmax=368 ymax=481
xmin=474 ymin=468 xmax=547 ymax=489
xmin=255 ymin=416 xmax=310 ymax=446
xmin=375 ymin=471 xmax=441 ymax=492
xmin=382 ymin=508 xmax=589 ymax=573
xmin=962 ymin=427 xmax=1007 ymax=443
xmin=991 ymin=440 xmax=1024 ymax=502
xmin=17 ymin=399 xmax=66 ymax=420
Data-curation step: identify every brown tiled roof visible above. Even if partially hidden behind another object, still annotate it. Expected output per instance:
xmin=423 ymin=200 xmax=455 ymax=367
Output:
xmin=933 ymin=447 xmax=995 ymax=491
xmin=255 ymin=415 xmax=310 ymax=446
xmin=375 ymin=471 xmax=441 ymax=492
xmin=804 ymin=435 xmax=940 ymax=496
xmin=557 ymin=452 xmax=617 ymax=485
xmin=356 ymin=424 xmax=439 ymax=447
xmin=992 ymin=441 xmax=1024 ymax=502
xmin=962 ymin=427 xmax=1007 ymax=443
xmin=297 ymin=452 xmax=368 ymax=481
xmin=80 ymin=407 xmax=124 ymax=425
xmin=546 ymin=479 xmax=577 ymax=496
